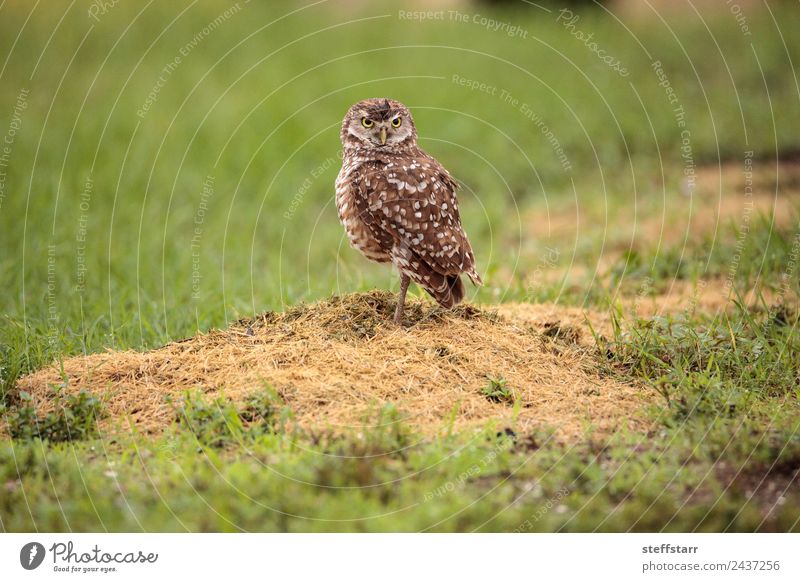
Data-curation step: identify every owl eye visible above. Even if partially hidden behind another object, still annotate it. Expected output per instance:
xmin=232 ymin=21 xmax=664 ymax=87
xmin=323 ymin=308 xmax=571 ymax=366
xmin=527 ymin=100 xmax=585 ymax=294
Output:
xmin=361 ymin=117 xmax=373 ymax=128
xmin=391 ymin=117 xmax=402 ymax=128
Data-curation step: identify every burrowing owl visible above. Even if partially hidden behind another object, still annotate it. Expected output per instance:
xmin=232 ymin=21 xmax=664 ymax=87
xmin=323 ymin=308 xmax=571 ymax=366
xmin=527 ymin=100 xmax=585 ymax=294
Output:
xmin=335 ymin=98 xmax=482 ymax=324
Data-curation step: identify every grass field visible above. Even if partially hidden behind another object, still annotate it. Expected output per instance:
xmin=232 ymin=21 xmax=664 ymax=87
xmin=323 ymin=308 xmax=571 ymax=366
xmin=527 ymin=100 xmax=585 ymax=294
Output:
xmin=1 ymin=0 xmax=800 ymax=532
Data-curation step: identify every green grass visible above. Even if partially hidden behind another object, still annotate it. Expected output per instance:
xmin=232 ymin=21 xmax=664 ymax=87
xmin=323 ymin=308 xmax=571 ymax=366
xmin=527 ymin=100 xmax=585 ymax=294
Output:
xmin=1 ymin=0 xmax=799 ymax=531
xmin=2 ymin=387 xmax=102 ymax=443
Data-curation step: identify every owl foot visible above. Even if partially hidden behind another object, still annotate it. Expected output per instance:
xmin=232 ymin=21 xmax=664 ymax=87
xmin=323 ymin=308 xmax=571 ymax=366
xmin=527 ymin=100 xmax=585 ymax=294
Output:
xmin=393 ymin=273 xmax=411 ymax=325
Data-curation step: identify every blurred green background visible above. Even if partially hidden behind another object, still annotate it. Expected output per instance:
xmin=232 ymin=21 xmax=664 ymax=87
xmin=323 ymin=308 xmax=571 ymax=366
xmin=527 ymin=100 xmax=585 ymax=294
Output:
xmin=1 ymin=0 xmax=799 ymax=355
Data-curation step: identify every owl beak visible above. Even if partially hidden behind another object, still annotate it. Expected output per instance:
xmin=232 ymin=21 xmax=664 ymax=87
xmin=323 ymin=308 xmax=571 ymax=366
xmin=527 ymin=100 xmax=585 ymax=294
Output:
xmin=379 ymin=127 xmax=387 ymax=145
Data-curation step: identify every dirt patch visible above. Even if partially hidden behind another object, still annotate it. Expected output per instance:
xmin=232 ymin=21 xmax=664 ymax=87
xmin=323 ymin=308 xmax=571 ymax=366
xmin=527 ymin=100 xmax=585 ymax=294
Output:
xmin=15 ymin=292 xmax=652 ymax=443
xmin=499 ymin=277 xmax=794 ymax=343
xmin=512 ymin=160 xmax=800 ymax=304
xmin=639 ymin=158 xmax=799 ymax=243
xmin=530 ymin=159 xmax=799 ymax=255
xmin=496 ymin=303 xmax=613 ymax=347
xmin=620 ymin=277 xmax=797 ymax=320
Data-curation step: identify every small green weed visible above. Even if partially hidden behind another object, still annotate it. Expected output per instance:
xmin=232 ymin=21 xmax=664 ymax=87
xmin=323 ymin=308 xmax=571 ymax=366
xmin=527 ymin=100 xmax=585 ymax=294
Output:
xmin=481 ymin=377 xmax=515 ymax=404
xmin=240 ymin=385 xmax=292 ymax=431
xmin=1 ymin=388 xmax=103 ymax=442
xmin=172 ymin=392 xmax=245 ymax=447
xmin=171 ymin=387 xmax=291 ymax=447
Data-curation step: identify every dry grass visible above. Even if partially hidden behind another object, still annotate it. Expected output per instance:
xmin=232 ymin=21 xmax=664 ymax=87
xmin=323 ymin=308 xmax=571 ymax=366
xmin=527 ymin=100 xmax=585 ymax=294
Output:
xmin=16 ymin=292 xmax=653 ymax=442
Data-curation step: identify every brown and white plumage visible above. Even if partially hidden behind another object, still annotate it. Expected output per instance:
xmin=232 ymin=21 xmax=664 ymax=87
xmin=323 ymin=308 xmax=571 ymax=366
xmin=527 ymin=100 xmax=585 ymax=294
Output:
xmin=335 ymin=98 xmax=482 ymax=323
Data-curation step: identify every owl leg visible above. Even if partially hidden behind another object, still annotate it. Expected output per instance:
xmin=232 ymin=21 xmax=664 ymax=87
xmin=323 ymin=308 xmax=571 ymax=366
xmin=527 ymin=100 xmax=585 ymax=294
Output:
xmin=394 ymin=273 xmax=411 ymax=324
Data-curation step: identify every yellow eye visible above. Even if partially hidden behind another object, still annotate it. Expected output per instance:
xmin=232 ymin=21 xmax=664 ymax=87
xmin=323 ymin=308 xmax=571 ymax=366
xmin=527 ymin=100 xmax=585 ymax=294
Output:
xmin=391 ymin=117 xmax=402 ymax=128
xmin=361 ymin=117 xmax=373 ymax=128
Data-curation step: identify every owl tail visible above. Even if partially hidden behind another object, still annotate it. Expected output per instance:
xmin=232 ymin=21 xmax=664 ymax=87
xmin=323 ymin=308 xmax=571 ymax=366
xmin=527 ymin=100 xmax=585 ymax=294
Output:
xmin=426 ymin=274 xmax=465 ymax=308
xmin=466 ymin=268 xmax=483 ymax=287
xmin=395 ymin=245 xmax=472 ymax=308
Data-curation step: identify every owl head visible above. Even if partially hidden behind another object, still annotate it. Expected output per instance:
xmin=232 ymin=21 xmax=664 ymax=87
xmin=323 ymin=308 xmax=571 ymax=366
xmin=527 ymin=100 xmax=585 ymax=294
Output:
xmin=340 ymin=98 xmax=417 ymax=150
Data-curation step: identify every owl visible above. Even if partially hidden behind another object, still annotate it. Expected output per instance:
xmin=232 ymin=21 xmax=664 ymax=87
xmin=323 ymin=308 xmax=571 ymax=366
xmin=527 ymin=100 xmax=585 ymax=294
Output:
xmin=335 ymin=98 xmax=482 ymax=324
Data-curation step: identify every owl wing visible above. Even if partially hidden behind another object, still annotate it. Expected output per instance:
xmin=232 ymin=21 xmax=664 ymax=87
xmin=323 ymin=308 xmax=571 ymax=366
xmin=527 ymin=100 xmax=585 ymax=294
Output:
xmin=352 ymin=154 xmax=481 ymax=283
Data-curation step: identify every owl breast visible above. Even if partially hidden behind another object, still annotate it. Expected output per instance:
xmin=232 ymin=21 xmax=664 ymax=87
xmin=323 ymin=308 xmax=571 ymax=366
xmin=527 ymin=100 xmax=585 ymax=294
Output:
xmin=335 ymin=146 xmax=481 ymax=309
xmin=336 ymin=159 xmax=392 ymax=264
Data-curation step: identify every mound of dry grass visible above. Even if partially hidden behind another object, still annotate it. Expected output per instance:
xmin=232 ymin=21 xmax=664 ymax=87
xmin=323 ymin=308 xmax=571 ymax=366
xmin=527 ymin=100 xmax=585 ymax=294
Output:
xmin=16 ymin=292 xmax=654 ymax=442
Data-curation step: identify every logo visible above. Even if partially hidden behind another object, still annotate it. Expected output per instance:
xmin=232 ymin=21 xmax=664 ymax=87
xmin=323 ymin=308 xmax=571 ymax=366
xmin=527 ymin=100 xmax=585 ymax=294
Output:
xmin=20 ymin=542 xmax=46 ymax=570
